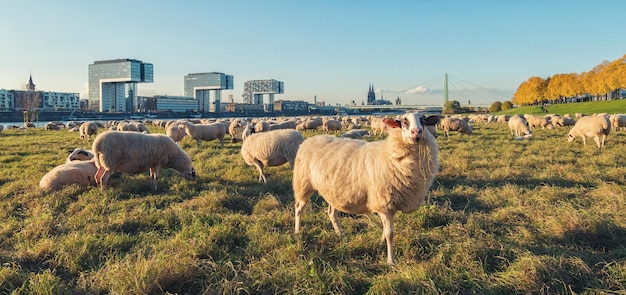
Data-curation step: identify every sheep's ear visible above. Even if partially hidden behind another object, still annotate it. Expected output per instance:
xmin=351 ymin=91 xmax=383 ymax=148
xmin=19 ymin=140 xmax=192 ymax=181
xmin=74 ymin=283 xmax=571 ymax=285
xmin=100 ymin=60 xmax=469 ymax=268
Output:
xmin=382 ymin=118 xmax=401 ymax=128
xmin=423 ymin=115 xmax=441 ymax=126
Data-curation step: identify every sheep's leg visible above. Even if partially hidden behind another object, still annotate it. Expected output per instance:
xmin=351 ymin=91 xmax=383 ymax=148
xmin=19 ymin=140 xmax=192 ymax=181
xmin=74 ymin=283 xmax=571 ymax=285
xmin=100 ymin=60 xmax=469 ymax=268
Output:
xmin=582 ymin=136 xmax=587 ymax=146
xmin=95 ymin=168 xmax=111 ymax=190
xmin=294 ymin=187 xmax=315 ymax=234
xmin=253 ymin=160 xmax=266 ymax=183
xmin=294 ymin=199 xmax=307 ymax=234
xmin=601 ymin=135 xmax=606 ymax=147
xmin=379 ymin=212 xmax=396 ymax=265
xmin=327 ymin=205 xmax=343 ymax=235
xmin=149 ymin=167 xmax=160 ymax=190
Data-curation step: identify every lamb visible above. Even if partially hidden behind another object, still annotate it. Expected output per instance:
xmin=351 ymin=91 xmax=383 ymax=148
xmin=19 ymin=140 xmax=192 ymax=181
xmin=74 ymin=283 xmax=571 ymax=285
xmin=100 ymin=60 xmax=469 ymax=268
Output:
xmin=567 ymin=115 xmax=611 ymax=148
xmin=508 ymin=115 xmax=532 ymax=137
xmin=79 ymin=121 xmax=98 ymax=140
xmin=66 ymin=148 xmax=95 ymax=163
xmin=241 ymin=129 xmax=305 ymax=183
xmin=39 ymin=160 xmax=98 ymax=192
xmin=180 ymin=121 xmax=226 ymax=147
xmin=292 ymin=112 xmax=440 ymax=264
xmin=92 ymin=131 xmax=196 ymax=190
xmin=340 ymin=129 xmax=370 ymax=139
xmin=322 ymin=119 xmax=342 ymax=134
xmin=440 ymin=116 xmax=472 ymax=137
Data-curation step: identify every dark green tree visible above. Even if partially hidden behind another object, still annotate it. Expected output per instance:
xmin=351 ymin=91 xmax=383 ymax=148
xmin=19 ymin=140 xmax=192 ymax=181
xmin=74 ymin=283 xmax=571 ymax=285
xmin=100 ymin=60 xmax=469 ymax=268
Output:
xmin=489 ymin=101 xmax=502 ymax=112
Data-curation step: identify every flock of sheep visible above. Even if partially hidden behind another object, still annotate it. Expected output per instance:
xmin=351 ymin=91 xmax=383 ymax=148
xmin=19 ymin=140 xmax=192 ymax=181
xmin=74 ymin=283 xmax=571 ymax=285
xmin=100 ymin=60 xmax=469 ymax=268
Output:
xmin=29 ymin=110 xmax=626 ymax=264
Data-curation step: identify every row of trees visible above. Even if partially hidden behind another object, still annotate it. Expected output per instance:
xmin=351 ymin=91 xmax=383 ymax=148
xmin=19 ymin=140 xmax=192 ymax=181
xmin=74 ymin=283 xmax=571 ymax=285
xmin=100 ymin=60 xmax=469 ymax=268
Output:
xmin=513 ymin=54 xmax=626 ymax=105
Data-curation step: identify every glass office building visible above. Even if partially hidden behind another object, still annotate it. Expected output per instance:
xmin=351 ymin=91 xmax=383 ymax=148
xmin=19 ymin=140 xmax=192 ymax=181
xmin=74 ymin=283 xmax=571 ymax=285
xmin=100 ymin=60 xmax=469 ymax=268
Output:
xmin=242 ymin=79 xmax=284 ymax=112
xmin=88 ymin=59 xmax=153 ymax=112
xmin=184 ymin=72 xmax=233 ymax=112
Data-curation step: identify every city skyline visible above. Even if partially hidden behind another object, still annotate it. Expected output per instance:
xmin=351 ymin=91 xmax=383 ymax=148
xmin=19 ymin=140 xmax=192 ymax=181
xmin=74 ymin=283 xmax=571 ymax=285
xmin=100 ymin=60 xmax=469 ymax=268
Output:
xmin=2 ymin=1 xmax=626 ymax=106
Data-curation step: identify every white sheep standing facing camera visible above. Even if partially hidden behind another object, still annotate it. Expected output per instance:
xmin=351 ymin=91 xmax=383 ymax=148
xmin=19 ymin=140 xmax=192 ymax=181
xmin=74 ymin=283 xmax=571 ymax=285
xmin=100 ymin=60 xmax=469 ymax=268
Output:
xmin=292 ymin=112 xmax=440 ymax=265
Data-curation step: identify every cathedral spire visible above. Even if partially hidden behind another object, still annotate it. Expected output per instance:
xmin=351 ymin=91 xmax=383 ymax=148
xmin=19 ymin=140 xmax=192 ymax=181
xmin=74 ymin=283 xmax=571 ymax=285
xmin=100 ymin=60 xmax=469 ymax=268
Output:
xmin=26 ymin=72 xmax=36 ymax=91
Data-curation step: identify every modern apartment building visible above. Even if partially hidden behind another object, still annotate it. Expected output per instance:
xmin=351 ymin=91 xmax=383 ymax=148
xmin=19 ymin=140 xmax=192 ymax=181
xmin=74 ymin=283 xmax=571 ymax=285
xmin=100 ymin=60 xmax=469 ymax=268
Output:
xmin=88 ymin=58 xmax=153 ymax=112
xmin=0 ymin=89 xmax=14 ymax=111
xmin=242 ymin=79 xmax=284 ymax=112
xmin=184 ymin=72 xmax=233 ymax=113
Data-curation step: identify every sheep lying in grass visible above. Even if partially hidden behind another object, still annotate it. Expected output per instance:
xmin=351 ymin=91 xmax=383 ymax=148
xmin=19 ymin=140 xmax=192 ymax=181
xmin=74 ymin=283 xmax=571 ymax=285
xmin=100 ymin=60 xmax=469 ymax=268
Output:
xmin=341 ymin=129 xmax=370 ymax=139
xmin=39 ymin=160 xmax=98 ymax=192
xmin=66 ymin=148 xmax=94 ymax=163
xmin=79 ymin=122 xmax=98 ymax=140
xmin=180 ymin=121 xmax=226 ymax=147
xmin=93 ymin=131 xmax=196 ymax=190
xmin=269 ymin=120 xmax=296 ymax=130
xmin=567 ymin=115 xmax=611 ymax=148
xmin=508 ymin=115 xmax=532 ymax=138
xmin=292 ymin=112 xmax=440 ymax=264
xmin=241 ymin=129 xmax=305 ymax=183
xmin=440 ymin=116 xmax=472 ymax=137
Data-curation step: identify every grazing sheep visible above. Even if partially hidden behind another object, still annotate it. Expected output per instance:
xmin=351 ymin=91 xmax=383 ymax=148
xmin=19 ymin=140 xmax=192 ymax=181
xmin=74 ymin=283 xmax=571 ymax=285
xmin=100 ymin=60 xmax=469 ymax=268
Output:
xmin=228 ymin=118 xmax=247 ymax=143
xmin=93 ymin=131 xmax=196 ymax=190
xmin=567 ymin=115 xmax=611 ymax=148
xmin=180 ymin=121 xmax=226 ymax=147
xmin=131 ymin=122 xmax=150 ymax=133
xmin=254 ymin=120 xmax=271 ymax=133
xmin=293 ymin=112 xmax=440 ymax=264
xmin=241 ymin=129 xmax=305 ymax=183
xmin=39 ymin=160 xmax=98 ymax=192
xmin=609 ymin=114 xmax=626 ymax=131
xmin=440 ymin=116 xmax=473 ymax=137
xmin=296 ymin=118 xmax=322 ymax=132
xmin=0 ymin=125 xmax=4 ymax=133
xmin=79 ymin=121 xmax=98 ymax=140
xmin=66 ymin=148 xmax=95 ymax=163
xmin=341 ymin=129 xmax=370 ymax=139
xmin=45 ymin=122 xmax=64 ymax=130
xmin=554 ymin=116 xmax=576 ymax=127
xmin=322 ymin=119 xmax=342 ymax=134
xmin=369 ymin=117 xmax=387 ymax=136
xmin=497 ymin=115 xmax=511 ymax=123
xmin=241 ymin=123 xmax=254 ymax=142
xmin=166 ymin=121 xmax=186 ymax=144
xmin=269 ymin=120 xmax=297 ymax=130
xmin=116 ymin=122 xmax=139 ymax=132
xmin=508 ymin=115 xmax=532 ymax=137
xmin=524 ymin=114 xmax=553 ymax=129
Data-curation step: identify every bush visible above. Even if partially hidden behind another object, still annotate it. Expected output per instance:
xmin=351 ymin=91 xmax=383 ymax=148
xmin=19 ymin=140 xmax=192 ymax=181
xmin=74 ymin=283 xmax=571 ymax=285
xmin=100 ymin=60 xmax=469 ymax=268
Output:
xmin=489 ymin=101 xmax=502 ymax=112
xmin=502 ymin=101 xmax=513 ymax=110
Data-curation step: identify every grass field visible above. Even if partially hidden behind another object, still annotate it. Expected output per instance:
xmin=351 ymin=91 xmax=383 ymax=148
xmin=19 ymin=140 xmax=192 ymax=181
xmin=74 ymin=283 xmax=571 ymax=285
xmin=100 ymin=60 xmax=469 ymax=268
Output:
xmin=0 ymin=113 xmax=625 ymax=294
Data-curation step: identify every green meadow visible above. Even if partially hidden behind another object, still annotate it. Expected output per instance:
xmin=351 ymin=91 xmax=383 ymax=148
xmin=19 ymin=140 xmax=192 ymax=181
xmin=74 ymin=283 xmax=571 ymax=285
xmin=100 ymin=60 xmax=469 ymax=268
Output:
xmin=0 ymin=107 xmax=625 ymax=294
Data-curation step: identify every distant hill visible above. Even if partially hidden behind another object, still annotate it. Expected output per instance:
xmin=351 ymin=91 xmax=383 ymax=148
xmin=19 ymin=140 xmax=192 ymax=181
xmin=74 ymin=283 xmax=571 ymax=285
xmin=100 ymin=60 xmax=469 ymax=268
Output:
xmin=496 ymin=100 xmax=626 ymax=116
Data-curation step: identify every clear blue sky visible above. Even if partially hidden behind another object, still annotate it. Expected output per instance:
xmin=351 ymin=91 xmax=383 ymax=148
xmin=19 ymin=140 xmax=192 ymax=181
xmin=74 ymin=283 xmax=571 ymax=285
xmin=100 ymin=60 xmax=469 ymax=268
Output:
xmin=1 ymin=0 xmax=625 ymax=106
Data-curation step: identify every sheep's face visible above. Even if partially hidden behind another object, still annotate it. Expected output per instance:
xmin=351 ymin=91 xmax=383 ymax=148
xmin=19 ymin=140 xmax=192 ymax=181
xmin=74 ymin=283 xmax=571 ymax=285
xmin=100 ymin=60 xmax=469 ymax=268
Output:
xmin=384 ymin=113 xmax=440 ymax=144
xmin=567 ymin=131 xmax=576 ymax=142
xmin=181 ymin=167 xmax=196 ymax=180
